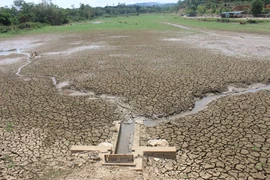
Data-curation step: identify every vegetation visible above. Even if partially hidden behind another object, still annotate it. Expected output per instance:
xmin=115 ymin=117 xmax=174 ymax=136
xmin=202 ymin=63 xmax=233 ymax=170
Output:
xmin=0 ymin=0 xmax=174 ymax=33
xmin=4 ymin=154 xmax=14 ymax=168
xmin=175 ymin=0 xmax=270 ymax=14
xmin=172 ymin=16 xmax=270 ymax=34
xmin=5 ymin=121 xmax=13 ymax=132
xmin=0 ymin=14 xmax=269 ymax=37
xmin=251 ymin=0 xmax=264 ymax=16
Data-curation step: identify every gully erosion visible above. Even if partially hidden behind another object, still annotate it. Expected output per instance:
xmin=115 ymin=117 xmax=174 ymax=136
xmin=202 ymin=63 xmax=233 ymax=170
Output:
xmin=9 ymin=47 xmax=270 ymax=164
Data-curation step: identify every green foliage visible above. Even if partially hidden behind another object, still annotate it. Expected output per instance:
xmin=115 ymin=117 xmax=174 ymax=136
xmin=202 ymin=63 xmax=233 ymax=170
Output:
xmin=0 ymin=25 xmax=11 ymax=33
xmin=5 ymin=122 xmax=13 ymax=132
xmin=4 ymin=154 xmax=14 ymax=168
xmin=17 ymin=22 xmax=45 ymax=29
xmin=175 ymin=0 xmax=267 ymax=15
xmin=251 ymin=0 xmax=264 ymax=16
xmin=1 ymin=14 xmax=270 ymax=38
xmin=0 ymin=11 xmax=11 ymax=26
xmin=197 ymin=5 xmax=207 ymax=14
xmin=0 ymin=1 xmax=175 ymax=34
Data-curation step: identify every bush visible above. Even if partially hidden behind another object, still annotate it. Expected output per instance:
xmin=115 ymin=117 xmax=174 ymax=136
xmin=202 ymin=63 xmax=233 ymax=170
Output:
xmin=17 ymin=22 xmax=45 ymax=29
xmin=0 ymin=22 xmax=45 ymax=34
xmin=0 ymin=25 xmax=11 ymax=33
xmin=251 ymin=0 xmax=263 ymax=16
xmin=247 ymin=19 xmax=257 ymax=23
xmin=217 ymin=19 xmax=230 ymax=23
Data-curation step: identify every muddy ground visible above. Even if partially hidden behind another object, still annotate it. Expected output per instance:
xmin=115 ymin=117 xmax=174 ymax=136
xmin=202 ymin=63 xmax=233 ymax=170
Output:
xmin=0 ymin=23 xmax=270 ymax=180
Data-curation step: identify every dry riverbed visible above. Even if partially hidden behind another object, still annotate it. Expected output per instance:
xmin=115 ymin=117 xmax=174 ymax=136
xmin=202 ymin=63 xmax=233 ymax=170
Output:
xmin=0 ymin=25 xmax=270 ymax=179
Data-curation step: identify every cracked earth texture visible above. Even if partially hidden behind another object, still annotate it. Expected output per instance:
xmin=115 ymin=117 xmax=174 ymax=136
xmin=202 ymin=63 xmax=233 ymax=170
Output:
xmin=0 ymin=25 xmax=270 ymax=179
xmin=141 ymin=90 xmax=270 ymax=179
xmin=0 ymin=73 xmax=119 ymax=179
xmin=21 ymin=31 xmax=270 ymax=118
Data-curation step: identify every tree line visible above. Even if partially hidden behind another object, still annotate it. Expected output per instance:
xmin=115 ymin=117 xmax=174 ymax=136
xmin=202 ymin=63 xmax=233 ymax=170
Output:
xmin=0 ymin=0 xmax=174 ymax=30
xmin=175 ymin=0 xmax=270 ymax=16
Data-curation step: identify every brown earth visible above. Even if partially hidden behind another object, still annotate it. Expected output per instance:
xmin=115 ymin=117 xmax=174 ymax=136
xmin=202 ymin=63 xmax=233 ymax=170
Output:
xmin=0 ymin=22 xmax=270 ymax=179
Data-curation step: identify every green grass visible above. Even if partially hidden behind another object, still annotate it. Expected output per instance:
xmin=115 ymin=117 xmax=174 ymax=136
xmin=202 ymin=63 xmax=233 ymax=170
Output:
xmin=1 ymin=14 xmax=269 ymax=38
xmin=166 ymin=16 xmax=270 ymax=34
xmin=4 ymin=154 xmax=14 ymax=169
xmin=32 ymin=14 xmax=181 ymax=33
xmin=5 ymin=122 xmax=13 ymax=132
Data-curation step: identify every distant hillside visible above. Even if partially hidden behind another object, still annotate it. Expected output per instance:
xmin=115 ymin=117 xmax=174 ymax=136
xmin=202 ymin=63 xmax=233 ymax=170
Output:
xmin=175 ymin=0 xmax=270 ymax=15
xmin=128 ymin=2 xmax=176 ymax=7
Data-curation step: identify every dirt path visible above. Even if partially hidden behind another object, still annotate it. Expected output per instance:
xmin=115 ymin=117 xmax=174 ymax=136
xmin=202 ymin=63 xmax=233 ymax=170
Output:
xmin=164 ymin=22 xmax=270 ymax=59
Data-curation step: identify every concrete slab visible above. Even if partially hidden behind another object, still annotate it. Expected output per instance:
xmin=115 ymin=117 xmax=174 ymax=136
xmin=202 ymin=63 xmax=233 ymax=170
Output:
xmin=70 ymin=145 xmax=111 ymax=153
xmin=133 ymin=157 xmax=143 ymax=171
xmin=70 ymin=121 xmax=177 ymax=171
xmin=102 ymin=163 xmax=136 ymax=166
xmin=133 ymin=146 xmax=176 ymax=159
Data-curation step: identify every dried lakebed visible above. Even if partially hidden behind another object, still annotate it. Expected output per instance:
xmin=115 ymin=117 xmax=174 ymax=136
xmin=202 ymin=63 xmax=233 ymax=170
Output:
xmin=1 ymin=31 xmax=270 ymax=179
xmin=15 ymin=53 xmax=270 ymax=154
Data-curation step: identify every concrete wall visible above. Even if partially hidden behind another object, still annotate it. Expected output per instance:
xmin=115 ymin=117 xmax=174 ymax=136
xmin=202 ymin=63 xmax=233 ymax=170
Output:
xmin=104 ymin=154 xmax=134 ymax=163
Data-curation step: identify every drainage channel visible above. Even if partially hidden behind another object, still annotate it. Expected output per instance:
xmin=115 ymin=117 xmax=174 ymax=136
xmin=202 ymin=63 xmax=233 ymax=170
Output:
xmin=116 ymin=122 xmax=135 ymax=154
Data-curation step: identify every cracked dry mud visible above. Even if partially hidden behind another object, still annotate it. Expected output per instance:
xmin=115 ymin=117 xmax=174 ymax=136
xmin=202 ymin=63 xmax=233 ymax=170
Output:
xmin=141 ymin=90 xmax=270 ymax=179
xmin=0 ymin=24 xmax=270 ymax=179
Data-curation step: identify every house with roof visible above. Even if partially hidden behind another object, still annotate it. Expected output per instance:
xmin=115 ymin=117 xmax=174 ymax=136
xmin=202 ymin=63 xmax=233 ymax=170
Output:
xmin=221 ymin=11 xmax=244 ymax=18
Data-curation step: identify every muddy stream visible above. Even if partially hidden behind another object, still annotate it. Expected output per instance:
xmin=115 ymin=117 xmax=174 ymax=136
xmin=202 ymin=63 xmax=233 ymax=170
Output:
xmin=7 ymin=46 xmax=270 ymax=155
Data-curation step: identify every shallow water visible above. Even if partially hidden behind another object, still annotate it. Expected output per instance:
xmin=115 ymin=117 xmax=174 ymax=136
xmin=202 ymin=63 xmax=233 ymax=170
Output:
xmin=144 ymin=83 xmax=270 ymax=127
xmin=0 ymin=48 xmax=21 ymax=56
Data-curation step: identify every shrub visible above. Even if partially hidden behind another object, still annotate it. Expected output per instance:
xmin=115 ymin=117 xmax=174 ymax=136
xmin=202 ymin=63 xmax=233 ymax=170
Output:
xmin=0 ymin=25 xmax=11 ymax=33
xmin=250 ymin=0 xmax=263 ymax=16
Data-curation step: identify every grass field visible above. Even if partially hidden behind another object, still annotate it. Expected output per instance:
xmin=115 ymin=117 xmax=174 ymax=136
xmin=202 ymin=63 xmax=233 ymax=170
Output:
xmin=1 ymin=14 xmax=270 ymax=38
xmin=168 ymin=16 xmax=270 ymax=34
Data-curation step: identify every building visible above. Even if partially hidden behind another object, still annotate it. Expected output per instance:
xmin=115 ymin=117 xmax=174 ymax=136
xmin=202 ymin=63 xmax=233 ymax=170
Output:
xmin=221 ymin=11 xmax=244 ymax=18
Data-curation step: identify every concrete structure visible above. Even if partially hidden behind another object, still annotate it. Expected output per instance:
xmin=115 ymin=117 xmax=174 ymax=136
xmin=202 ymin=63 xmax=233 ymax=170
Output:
xmin=70 ymin=120 xmax=177 ymax=171
xmin=221 ymin=11 xmax=244 ymax=18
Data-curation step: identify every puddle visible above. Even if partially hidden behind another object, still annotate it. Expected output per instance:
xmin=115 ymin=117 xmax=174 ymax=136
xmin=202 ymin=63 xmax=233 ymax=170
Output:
xmin=56 ymin=81 xmax=69 ymax=89
xmin=0 ymin=48 xmax=21 ymax=56
xmin=144 ymin=83 xmax=270 ymax=127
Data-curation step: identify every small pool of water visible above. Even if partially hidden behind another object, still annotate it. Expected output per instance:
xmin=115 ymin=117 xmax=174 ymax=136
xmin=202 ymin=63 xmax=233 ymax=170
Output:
xmin=144 ymin=83 xmax=270 ymax=127
xmin=0 ymin=48 xmax=21 ymax=56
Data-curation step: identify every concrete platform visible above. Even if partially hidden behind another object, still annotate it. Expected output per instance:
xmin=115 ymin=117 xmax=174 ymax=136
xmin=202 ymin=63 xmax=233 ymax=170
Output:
xmin=70 ymin=120 xmax=176 ymax=171
xmin=70 ymin=145 xmax=111 ymax=153
xmin=134 ymin=146 xmax=176 ymax=159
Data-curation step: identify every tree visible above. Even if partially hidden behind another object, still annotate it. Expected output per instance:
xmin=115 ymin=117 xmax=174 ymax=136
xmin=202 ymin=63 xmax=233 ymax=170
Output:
xmin=13 ymin=0 xmax=25 ymax=9
xmin=251 ymin=0 xmax=263 ymax=16
xmin=0 ymin=12 xmax=11 ymax=25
